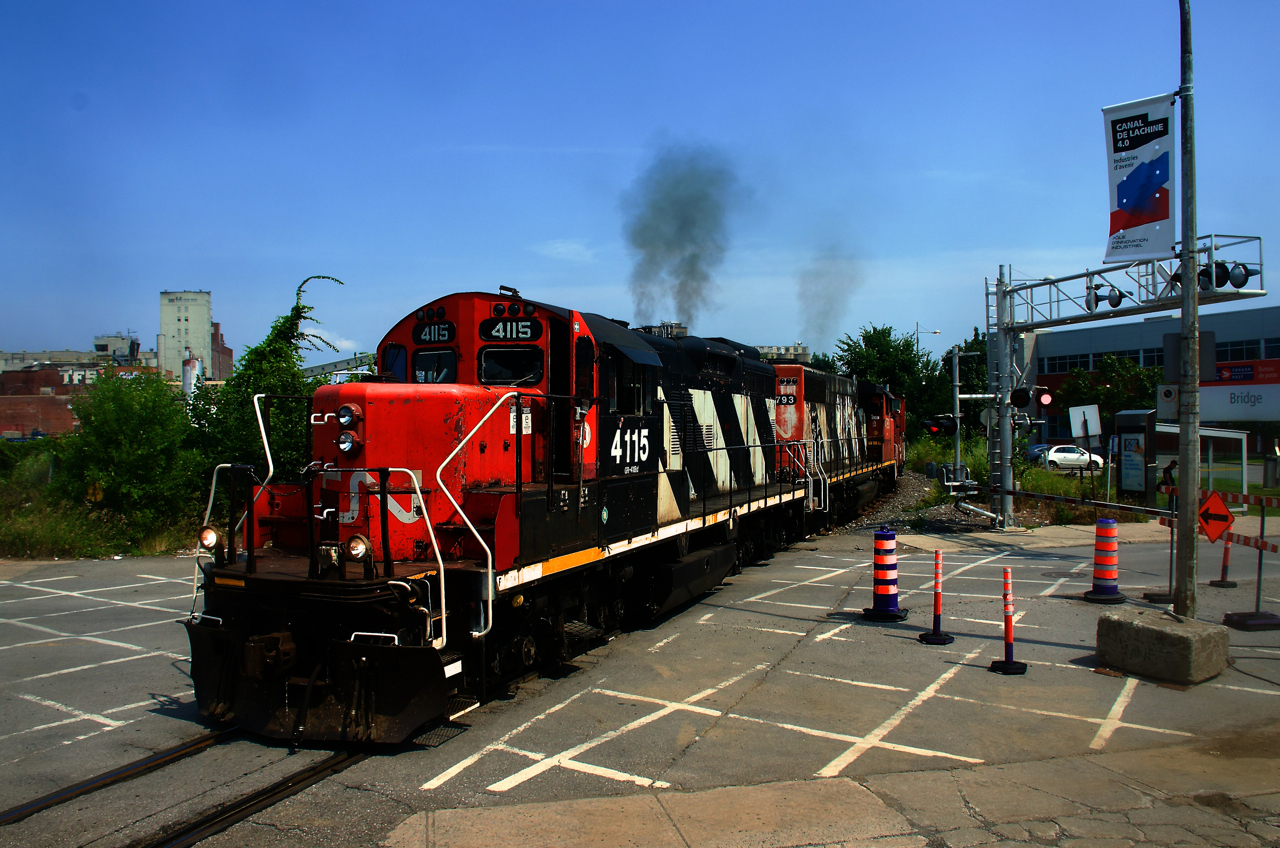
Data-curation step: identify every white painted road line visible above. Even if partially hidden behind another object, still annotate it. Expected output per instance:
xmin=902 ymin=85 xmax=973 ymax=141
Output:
xmin=815 ymin=645 xmax=985 ymax=777
xmin=647 ymin=633 xmax=680 ymax=653
xmin=15 ymin=693 xmax=130 ymax=728
xmin=728 ymin=713 xmax=983 ymax=765
xmin=421 ymin=687 xmax=596 ymax=790
xmin=698 ymin=621 xmax=806 ymax=637
xmin=936 ymin=691 xmax=1192 ymax=740
xmin=11 ymin=651 xmax=180 ymax=684
xmin=485 ymin=664 xmax=768 ymax=793
xmin=784 ymin=669 xmax=910 ymax=693
xmin=1090 ymin=678 xmax=1141 ymax=749
xmin=899 ymin=552 xmax=1009 ymax=600
xmin=813 ymin=623 xmax=853 ymax=643
xmin=743 ymin=563 xmax=866 ymax=602
xmin=1040 ymin=562 xmax=1090 ymax=596
xmin=0 ymin=615 xmax=187 ymax=662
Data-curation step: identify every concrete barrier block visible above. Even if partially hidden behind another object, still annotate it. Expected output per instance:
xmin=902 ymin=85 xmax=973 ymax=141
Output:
xmin=1096 ymin=607 xmax=1229 ymax=685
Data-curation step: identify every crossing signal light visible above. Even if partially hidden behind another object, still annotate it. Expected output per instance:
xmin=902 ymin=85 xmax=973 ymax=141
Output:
xmin=1011 ymin=386 xmax=1053 ymax=409
xmin=924 ymin=415 xmax=958 ymax=436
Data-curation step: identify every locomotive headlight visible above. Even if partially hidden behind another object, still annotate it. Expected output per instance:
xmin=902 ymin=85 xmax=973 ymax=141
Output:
xmin=197 ymin=525 xmax=223 ymax=551
xmin=336 ymin=404 xmax=360 ymax=428
xmin=336 ymin=430 xmax=361 ymax=454
xmin=344 ymin=534 xmax=371 ymax=561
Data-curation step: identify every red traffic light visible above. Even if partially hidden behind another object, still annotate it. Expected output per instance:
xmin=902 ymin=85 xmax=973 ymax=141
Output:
xmin=924 ymin=415 xmax=958 ymax=436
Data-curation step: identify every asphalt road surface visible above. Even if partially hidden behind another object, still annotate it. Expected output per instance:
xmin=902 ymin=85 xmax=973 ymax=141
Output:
xmin=1 ymin=538 xmax=1278 ymax=847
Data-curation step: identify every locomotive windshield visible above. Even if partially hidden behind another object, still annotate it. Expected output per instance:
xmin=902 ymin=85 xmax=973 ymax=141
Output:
xmin=479 ymin=346 xmax=544 ymax=386
xmin=413 ymin=349 xmax=457 ymax=383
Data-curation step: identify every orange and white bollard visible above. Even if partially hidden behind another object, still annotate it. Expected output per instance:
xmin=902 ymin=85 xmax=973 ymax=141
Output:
xmin=863 ymin=525 xmax=908 ymax=622
xmin=1084 ymin=518 xmax=1126 ymax=604
xmin=1209 ymin=537 xmax=1238 ymax=589
xmin=989 ymin=566 xmax=1027 ymax=675
xmin=918 ymin=549 xmax=954 ymax=645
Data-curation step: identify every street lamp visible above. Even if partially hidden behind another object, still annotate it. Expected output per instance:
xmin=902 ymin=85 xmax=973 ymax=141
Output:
xmin=914 ymin=322 xmax=941 ymax=357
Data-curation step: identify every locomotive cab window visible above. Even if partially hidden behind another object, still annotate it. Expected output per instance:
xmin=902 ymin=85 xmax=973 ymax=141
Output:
xmin=479 ymin=346 xmax=544 ymax=386
xmin=381 ymin=344 xmax=407 ymax=382
xmin=603 ymin=351 xmax=652 ymax=414
xmin=413 ymin=349 xmax=457 ymax=383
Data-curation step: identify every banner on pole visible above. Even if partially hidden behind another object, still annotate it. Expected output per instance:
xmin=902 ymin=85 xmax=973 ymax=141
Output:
xmin=1103 ymin=93 xmax=1177 ymax=263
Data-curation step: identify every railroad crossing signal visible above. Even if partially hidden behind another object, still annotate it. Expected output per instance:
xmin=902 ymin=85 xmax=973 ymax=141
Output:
xmin=924 ymin=415 xmax=958 ymax=436
xmin=1198 ymin=491 xmax=1235 ymax=544
xmin=1010 ymin=386 xmax=1053 ymax=409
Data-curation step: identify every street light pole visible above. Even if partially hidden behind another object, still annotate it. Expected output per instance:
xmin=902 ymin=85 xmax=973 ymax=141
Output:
xmin=1175 ymin=0 xmax=1199 ymax=618
xmin=914 ymin=322 xmax=941 ymax=359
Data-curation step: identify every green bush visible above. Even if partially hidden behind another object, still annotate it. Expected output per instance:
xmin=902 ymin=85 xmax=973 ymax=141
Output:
xmin=907 ymin=435 xmax=989 ymax=485
xmin=56 ymin=370 xmax=204 ymax=539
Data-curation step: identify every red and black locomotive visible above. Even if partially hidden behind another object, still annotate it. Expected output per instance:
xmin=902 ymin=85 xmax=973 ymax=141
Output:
xmin=185 ymin=289 xmax=906 ymax=743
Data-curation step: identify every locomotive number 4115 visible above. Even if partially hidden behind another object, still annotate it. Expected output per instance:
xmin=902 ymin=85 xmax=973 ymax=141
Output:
xmin=610 ymin=428 xmax=650 ymax=465
xmin=479 ymin=318 xmax=543 ymax=341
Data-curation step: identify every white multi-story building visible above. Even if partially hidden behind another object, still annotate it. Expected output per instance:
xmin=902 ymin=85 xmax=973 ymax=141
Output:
xmin=755 ymin=343 xmax=811 ymax=364
xmin=157 ymin=291 xmax=233 ymax=380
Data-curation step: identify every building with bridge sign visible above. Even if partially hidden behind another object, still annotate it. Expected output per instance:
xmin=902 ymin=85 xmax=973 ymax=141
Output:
xmin=1023 ymin=304 xmax=1280 ymax=445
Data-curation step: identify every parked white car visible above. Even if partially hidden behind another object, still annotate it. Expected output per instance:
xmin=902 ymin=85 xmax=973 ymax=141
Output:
xmin=1044 ymin=445 xmax=1105 ymax=471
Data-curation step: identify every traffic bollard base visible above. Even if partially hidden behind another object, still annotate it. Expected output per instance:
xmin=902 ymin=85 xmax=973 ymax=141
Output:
xmin=862 ymin=607 xmax=909 ymax=623
xmin=1223 ymin=611 xmax=1280 ymax=631
xmin=1083 ymin=590 xmax=1127 ymax=605
xmin=1208 ymin=580 xmax=1238 ymax=589
xmin=1141 ymin=591 xmax=1174 ymax=604
xmin=918 ymin=631 xmax=955 ymax=645
xmin=989 ymin=659 xmax=1028 ymax=675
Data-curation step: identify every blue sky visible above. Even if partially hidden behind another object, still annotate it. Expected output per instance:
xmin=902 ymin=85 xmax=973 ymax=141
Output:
xmin=2 ymin=1 xmax=1277 ymax=365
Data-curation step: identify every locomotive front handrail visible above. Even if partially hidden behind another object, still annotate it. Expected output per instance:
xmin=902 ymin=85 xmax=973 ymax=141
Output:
xmin=251 ymin=394 xmax=276 ymax=515
xmin=436 ymin=390 xmax=520 ymax=641
xmin=322 ymin=463 xmax=447 ymax=649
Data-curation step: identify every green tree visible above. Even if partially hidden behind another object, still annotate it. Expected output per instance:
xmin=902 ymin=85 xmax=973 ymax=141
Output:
xmin=952 ymin=328 xmax=988 ymax=436
xmin=1053 ymin=354 xmax=1161 ymax=434
xmin=833 ymin=324 xmax=948 ymax=437
xmin=58 ymin=370 xmax=202 ymax=536
xmin=190 ymin=276 xmax=342 ymax=484
xmin=809 ymin=352 xmax=838 ymax=374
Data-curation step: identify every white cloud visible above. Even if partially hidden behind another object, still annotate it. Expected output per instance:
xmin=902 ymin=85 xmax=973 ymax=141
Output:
xmin=313 ymin=331 xmax=362 ymax=353
xmin=533 ymin=239 xmax=596 ymax=263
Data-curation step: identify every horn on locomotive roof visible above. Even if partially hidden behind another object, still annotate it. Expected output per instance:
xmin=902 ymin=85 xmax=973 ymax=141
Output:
xmin=498 ymin=285 xmax=521 ymax=297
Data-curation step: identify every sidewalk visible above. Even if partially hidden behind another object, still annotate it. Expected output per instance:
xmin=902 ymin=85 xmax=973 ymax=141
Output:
xmin=386 ymin=723 xmax=1280 ymax=847
xmin=896 ymin=513 xmax=1269 ymax=555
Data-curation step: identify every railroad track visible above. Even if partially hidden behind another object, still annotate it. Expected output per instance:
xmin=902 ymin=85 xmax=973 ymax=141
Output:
xmin=0 ymin=728 xmax=368 ymax=847
xmin=130 ymin=749 xmax=369 ymax=848
xmin=0 ymin=728 xmax=243 ymax=827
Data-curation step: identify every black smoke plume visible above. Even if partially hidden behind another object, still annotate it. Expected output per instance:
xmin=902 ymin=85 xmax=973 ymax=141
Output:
xmin=797 ymin=246 xmax=859 ymax=351
xmin=622 ymin=144 xmax=737 ymax=327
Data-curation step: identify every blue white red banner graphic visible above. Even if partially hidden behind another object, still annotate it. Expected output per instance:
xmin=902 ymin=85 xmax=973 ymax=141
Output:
xmin=1103 ymin=94 xmax=1177 ymax=263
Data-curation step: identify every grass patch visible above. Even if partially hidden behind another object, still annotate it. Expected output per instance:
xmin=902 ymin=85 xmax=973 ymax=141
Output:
xmin=0 ymin=441 xmax=196 ymax=559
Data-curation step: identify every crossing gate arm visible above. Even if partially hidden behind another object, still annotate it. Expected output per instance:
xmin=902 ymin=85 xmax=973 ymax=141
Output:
xmin=1156 ymin=516 xmax=1279 ymax=554
xmin=988 ymin=487 xmax=1171 ymax=519
xmin=1158 ymin=485 xmax=1280 ymax=509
